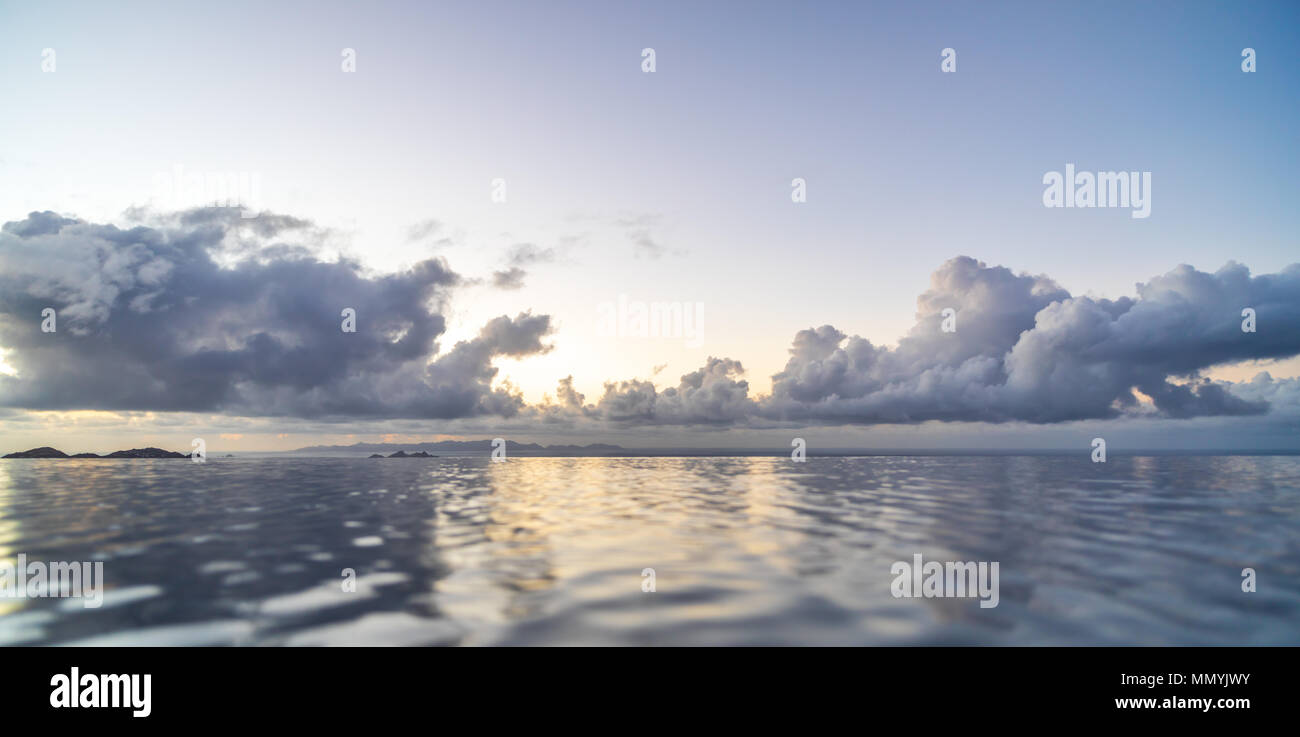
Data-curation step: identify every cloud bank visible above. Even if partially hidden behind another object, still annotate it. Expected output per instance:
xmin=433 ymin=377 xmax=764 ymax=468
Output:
xmin=562 ymin=257 xmax=1300 ymax=426
xmin=0 ymin=210 xmax=551 ymax=419
xmin=758 ymin=256 xmax=1297 ymax=424
xmin=3 ymin=210 xmax=1299 ymax=431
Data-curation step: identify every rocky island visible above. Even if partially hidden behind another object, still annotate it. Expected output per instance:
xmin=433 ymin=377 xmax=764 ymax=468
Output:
xmin=2 ymin=446 xmax=189 ymax=459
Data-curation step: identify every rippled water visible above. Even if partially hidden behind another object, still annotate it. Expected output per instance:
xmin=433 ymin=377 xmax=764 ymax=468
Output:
xmin=0 ymin=455 xmax=1297 ymax=645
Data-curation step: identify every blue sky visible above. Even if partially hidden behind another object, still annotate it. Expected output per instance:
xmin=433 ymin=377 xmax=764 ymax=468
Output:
xmin=1 ymin=1 xmax=1298 ymax=452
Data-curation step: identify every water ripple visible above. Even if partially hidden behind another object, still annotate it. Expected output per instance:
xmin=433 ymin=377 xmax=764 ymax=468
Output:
xmin=0 ymin=455 xmax=1296 ymax=645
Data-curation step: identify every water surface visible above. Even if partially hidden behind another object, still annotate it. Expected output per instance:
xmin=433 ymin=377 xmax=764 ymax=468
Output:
xmin=0 ymin=455 xmax=1296 ymax=645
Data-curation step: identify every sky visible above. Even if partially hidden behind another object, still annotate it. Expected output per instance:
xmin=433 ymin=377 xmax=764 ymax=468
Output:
xmin=1 ymin=0 xmax=1298 ymax=453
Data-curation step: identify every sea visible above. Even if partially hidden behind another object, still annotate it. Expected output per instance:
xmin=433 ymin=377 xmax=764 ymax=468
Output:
xmin=0 ymin=455 xmax=1297 ymax=645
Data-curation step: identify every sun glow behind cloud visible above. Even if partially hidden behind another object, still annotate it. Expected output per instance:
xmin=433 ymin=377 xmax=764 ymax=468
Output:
xmin=0 ymin=348 xmax=17 ymax=377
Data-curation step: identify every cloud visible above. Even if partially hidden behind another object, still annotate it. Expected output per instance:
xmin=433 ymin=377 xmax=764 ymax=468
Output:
xmin=549 ymin=357 xmax=755 ymax=425
xmin=3 ymin=213 xmax=1298 ymax=433
xmin=2 ymin=210 xmax=80 ymax=237
xmin=405 ymin=219 xmax=457 ymax=250
xmin=406 ymin=219 xmax=441 ymax=242
xmin=554 ymin=375 xmax=585 ymax=409
xmin=413 ymin=311 xmax=554 ymax=418
xmin=761 ymin=257 xmax=1294 ymax=424
xmin=0 ymin=210 xmax=552 ymax=419
xmin=538 ymin=257 xmax=1300 ymax=428
xmin=490 ymin=243 xmax=557 ymax=290
xmin=505 ymin=243 xmax=555 ymax=267
xmin=491 ymin=267 xmax=527 ymax=290
xmin=616 ymin=214 xmax=671 ymax=259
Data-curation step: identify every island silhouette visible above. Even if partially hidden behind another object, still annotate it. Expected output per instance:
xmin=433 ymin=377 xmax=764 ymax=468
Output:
xmin=3 ymin=446 xmax=189 ymax=459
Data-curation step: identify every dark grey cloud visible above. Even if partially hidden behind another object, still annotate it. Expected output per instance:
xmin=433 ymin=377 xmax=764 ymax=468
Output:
xmin=760 ymin=257 xmax=1293 ymax=424
xmin=0 ymin=210 xmax=551 ymax=419
xmin=2 ymin=211 xmax=80 ymax=237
